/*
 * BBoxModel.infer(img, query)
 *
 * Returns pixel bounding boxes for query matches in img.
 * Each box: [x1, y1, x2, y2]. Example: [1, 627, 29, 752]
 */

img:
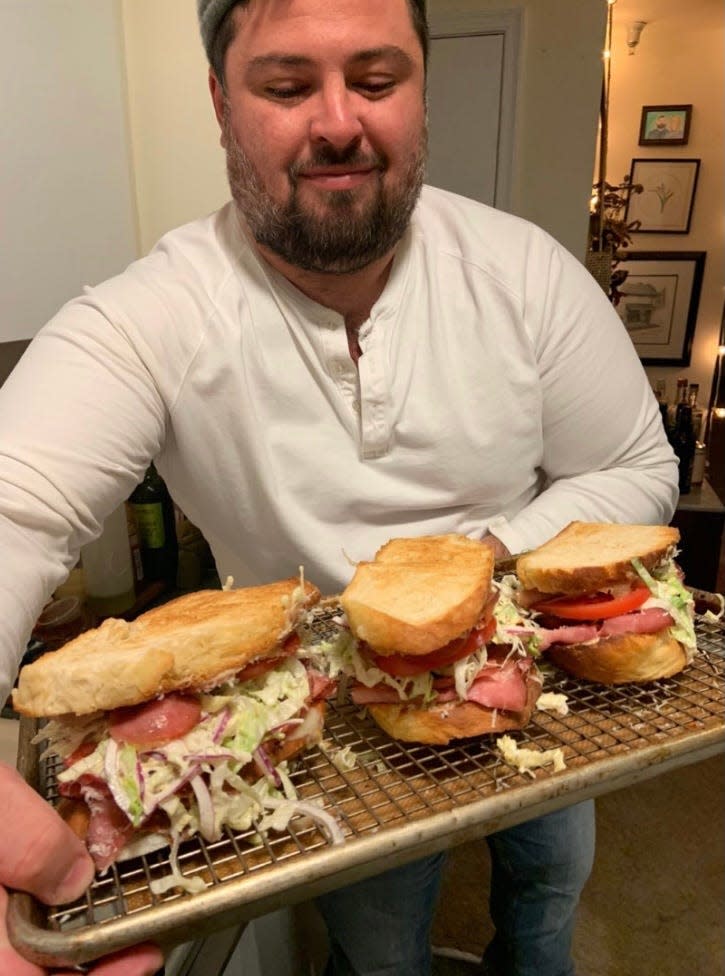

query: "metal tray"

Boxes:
[8, 603, 725, 968]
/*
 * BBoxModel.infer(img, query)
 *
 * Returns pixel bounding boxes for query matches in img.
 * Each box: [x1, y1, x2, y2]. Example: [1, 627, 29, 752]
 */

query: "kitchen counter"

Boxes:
[672, 478, 725, 591]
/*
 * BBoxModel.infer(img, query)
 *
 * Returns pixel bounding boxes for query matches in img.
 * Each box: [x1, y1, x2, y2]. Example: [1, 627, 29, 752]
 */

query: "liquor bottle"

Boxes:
[687, 383, 704, 442]
[129, 464, 179, 585]
[670, 403, 696, 494]
[669, 377, 689, 430]
[81, 503, 136, 617]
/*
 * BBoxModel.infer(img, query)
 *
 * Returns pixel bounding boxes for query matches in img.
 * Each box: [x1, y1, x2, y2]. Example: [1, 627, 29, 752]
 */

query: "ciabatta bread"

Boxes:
[13, 579, 320, 717]
[367, 667, 542, 745]
[548, 630, 687, 684]
[516, 522, 680, 595]
[341, 536, 494, 656]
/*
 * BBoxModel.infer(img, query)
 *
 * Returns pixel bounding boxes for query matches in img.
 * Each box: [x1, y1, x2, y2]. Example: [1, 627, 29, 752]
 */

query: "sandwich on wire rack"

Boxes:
[306, 534, 545, 745]
[514, 521, 699, 684]
[13, 575, 345, 893]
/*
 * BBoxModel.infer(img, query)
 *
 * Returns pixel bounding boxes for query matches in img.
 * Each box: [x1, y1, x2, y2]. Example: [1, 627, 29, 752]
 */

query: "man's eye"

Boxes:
[264, 85, 307, 100]
[355, 80, 396, 97]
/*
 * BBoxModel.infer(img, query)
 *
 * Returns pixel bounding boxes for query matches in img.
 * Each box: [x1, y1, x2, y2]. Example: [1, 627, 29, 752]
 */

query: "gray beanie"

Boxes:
[197, 0, 239, 64]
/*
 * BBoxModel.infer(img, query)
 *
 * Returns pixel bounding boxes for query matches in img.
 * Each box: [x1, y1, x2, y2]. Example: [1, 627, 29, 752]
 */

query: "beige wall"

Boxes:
[434, 0, 606, 258]
[122, 0, 605, 260]
[604, 0, 724, 408]
[120, 0, 226, 255]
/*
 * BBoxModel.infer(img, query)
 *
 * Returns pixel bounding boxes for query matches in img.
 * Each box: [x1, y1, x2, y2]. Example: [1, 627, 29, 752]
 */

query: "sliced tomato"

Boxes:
[64, 740, 97, 768]
[371, 617, 497, 677]
[533, 586, 650, 621]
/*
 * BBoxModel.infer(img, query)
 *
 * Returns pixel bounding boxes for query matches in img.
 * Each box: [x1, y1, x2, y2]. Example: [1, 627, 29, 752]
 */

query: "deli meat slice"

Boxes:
[109, 693, 202, 747]
[350, 683, 403, 705]
[464, 660, 530, 711]
[599, 607, 673, 637]
[536, 624, 599, 651]
[60, 775, 134, 872]
[307, 669, 338, 701]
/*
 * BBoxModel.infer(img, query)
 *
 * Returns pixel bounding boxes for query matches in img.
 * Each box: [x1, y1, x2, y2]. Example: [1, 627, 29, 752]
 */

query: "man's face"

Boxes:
[210, 0, 427, 274]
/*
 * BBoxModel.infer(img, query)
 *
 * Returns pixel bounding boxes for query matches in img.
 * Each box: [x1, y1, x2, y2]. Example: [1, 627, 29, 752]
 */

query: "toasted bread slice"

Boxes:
[375, 534, 493, 569]
[13, 578, 320, 717]
[516, 522, 680, 595]
[341, 539, 494, 656]
[548, 630, 687, 684]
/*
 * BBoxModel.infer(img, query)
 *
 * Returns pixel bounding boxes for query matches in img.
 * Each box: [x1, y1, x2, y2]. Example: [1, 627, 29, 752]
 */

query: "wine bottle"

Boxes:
[129, 464, 179, 585]
[671, 403, 696, 494]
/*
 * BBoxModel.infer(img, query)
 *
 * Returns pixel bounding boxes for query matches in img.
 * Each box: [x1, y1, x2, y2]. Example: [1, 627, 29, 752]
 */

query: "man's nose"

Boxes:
[308, 80, 364, 149]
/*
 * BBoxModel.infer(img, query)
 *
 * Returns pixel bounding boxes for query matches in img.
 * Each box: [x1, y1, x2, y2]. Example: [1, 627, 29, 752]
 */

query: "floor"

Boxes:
[430, 755, 725, 976]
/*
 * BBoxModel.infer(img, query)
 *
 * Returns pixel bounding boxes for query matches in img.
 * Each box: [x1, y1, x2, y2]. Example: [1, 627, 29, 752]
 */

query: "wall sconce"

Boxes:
[627, 20, 647, 54]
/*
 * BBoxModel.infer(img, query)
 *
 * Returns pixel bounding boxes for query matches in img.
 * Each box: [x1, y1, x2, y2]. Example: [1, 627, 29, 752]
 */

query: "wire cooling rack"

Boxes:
[9, 605, 725, 968]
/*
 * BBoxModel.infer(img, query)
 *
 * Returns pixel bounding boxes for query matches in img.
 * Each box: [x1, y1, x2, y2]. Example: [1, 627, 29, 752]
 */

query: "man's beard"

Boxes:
[223, 112, 427, 274]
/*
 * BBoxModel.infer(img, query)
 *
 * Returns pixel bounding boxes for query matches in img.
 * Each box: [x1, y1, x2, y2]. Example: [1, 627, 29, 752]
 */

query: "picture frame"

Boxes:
[638, 104, 692, 146]
[615, 251, 706, 366]
[625, 158, 700, 234]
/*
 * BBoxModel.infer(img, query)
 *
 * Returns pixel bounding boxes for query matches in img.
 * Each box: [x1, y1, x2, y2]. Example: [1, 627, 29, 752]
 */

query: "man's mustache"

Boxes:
[291, 145, 386, 178]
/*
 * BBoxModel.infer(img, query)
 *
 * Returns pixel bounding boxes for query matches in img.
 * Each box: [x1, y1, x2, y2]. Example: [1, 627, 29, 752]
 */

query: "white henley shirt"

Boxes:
[0, 185, 678, 702]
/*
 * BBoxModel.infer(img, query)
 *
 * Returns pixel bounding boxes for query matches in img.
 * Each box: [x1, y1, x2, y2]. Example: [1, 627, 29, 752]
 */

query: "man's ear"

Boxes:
[209, 69, 228, 147]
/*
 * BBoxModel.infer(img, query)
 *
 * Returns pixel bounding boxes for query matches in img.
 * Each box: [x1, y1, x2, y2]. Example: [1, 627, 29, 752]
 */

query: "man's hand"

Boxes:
[0, 762, 163, 976]
[480, 532, 511, 562]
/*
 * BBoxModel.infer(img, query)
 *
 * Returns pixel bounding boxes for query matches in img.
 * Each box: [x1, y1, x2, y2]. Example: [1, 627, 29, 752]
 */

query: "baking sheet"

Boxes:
[8, 605, 725, 968]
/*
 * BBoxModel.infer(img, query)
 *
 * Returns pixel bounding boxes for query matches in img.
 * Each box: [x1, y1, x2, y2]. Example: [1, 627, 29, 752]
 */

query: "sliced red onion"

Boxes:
[269, 717, 305, 735]
[184, 750, 237, 763]
[190, 774, 216, 841]
[136, 757, 145, 803]
[253, 746, 282, 788]
[144, 764, 201, 817]
[212, 708, 230, 745]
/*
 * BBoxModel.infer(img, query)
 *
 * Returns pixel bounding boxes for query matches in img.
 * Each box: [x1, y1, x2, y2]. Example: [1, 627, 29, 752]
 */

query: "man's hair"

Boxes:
[208, 0, 429, 90]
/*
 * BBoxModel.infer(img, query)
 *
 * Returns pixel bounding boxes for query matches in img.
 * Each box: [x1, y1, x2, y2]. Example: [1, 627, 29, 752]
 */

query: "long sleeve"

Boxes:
[0, 300, 168, 704]
[487, 238, 678, 556]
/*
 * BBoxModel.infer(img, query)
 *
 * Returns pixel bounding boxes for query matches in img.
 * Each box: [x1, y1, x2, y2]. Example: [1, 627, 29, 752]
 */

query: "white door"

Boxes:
[426, 11, 522, 210]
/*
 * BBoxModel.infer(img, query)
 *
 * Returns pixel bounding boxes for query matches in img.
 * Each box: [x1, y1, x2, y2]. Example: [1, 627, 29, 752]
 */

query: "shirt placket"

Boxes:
[357, 317, 391, 459]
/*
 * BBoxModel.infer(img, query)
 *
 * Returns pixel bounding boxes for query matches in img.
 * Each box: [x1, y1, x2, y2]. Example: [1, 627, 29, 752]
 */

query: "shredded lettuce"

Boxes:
[492, 575, 543, 657]
[54, 656, 316, 846]
[631, 556, 697, 659]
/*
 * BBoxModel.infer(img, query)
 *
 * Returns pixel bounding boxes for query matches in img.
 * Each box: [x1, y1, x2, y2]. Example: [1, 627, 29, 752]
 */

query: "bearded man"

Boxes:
[0, 2, 677, 974]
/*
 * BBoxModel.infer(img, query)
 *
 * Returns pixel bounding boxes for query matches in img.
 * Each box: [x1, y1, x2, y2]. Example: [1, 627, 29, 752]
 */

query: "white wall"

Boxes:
[605, 0, 724, 407]
[0, 0, 138, 341]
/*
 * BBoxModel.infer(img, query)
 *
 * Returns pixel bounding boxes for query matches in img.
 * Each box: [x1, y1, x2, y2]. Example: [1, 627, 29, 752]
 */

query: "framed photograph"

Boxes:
[615, 251, 706, 366]
[639, 104, 692, 145]
[625, 158, 700, 233]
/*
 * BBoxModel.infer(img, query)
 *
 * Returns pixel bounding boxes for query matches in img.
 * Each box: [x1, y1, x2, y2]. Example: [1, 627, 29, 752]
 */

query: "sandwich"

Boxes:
[335, 534, 542, 744]
[515, 521, 697, 684]
[12, 577, 338, 887]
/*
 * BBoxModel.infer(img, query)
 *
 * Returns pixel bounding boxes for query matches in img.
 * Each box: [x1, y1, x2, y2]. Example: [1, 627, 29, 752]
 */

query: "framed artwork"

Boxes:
[639, 104, 692, 146]
[615, 251, 706, 366]
[625, 158, 700, 233]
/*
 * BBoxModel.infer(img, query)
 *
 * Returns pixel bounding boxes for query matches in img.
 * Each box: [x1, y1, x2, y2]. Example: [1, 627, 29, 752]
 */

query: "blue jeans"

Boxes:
[316, 800, 595, 976]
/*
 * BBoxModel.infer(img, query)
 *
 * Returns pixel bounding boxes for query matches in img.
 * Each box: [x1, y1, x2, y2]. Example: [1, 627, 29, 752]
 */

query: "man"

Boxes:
[0, 1, 677, 974]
